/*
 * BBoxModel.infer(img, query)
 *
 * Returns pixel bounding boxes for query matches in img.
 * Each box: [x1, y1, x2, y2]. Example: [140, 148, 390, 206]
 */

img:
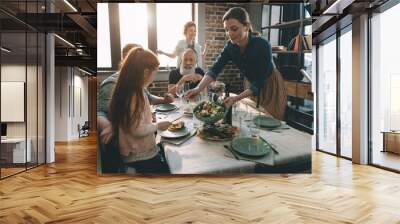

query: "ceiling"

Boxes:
[311, 0, 390, 42]
[0, 0, 98, 74]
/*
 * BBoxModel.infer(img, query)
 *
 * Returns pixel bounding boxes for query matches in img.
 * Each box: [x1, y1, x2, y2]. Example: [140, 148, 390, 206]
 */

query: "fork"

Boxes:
[223, 145, 239, 160]
[259, 136, 279, 154]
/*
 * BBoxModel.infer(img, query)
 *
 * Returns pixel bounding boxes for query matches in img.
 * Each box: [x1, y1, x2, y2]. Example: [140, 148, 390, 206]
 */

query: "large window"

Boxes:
[339, 27, 352, 158]
[0, 1, 46, 179]
[304, 8, 312, 77]
[317, 28, 353, 158]
[119, 3, 148, 53]
[156, 4, 192, 67]
[370, 3, 400, 171]
[317, 35, 337, 155]
[97, 3, 111, 68]
[261, 5, 281, 46]
[97, 3, 193, 69]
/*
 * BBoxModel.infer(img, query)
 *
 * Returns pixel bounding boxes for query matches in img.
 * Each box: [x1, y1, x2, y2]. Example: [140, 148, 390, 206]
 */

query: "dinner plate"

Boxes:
[155, 104, 177, 112]
[252, 115, 281, 129]
[159, 127, 190, 139]
[231, 137, 271, 157]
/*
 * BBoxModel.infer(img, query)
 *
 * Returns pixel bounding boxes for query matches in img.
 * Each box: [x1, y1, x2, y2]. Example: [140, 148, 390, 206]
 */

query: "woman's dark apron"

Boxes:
[245, 68, 287, 120]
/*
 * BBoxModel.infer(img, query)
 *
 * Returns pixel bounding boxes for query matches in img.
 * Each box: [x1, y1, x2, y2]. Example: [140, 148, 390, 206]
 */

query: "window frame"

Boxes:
[97, 3, 195, 72]
[315, 23, 352, 161]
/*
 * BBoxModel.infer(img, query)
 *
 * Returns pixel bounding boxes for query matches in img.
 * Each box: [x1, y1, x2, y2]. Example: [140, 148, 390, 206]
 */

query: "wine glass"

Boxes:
[178, 82, 191, 111]
[190, 94, 202, 130]
[176, 82, 186, 105]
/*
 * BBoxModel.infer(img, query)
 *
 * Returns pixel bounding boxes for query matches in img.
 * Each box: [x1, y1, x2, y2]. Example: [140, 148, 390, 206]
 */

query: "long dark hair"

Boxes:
[109, 47, 159, 133]
[222, 7, 260, 36]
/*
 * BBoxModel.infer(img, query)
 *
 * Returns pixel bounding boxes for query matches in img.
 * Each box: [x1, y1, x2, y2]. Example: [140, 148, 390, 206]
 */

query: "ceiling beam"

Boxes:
[55, 55, 96, 71]
[66, 13, 97, 39]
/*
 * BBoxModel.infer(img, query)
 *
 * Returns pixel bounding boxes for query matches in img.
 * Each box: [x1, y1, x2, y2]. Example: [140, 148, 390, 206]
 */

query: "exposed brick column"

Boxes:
[204, 3, 246, 94]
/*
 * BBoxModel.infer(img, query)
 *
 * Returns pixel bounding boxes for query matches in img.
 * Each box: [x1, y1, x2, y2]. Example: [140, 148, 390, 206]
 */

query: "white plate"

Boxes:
[159, 127, 190, 139]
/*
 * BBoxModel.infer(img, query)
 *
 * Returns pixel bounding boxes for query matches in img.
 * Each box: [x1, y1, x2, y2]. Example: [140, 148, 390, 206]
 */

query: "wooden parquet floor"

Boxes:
[1, 135, 400, 224]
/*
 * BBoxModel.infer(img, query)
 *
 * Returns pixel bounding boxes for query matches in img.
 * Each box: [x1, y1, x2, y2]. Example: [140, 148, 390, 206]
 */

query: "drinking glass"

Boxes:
[177, 82, 190, 106]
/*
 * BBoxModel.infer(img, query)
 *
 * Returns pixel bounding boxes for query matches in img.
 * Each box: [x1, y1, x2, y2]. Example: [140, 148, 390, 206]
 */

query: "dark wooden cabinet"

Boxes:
[285, 81, 313, 101]
[382, 131, 400, 154]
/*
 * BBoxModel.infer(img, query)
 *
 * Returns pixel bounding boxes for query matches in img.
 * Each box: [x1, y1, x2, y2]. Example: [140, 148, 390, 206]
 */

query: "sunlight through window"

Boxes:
[97, 3, 111, 68]
[156, 3, 192, 68]
[119, 3, 148, 52]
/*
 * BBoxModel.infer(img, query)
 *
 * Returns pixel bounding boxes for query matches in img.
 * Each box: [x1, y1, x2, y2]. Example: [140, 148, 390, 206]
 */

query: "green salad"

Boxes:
[193, 101, 225, 123]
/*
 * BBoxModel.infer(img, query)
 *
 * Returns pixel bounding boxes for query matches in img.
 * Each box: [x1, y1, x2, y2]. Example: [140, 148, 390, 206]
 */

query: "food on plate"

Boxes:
[168, 121, 185, 132]
[199, 101, 224, 117]
[199, 123, 239, 140]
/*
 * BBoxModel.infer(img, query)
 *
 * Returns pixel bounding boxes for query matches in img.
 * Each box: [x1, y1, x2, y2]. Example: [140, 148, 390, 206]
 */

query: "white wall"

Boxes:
[1, 63, 46, 164]
[55, 67, 89, 141]
[1, 65, 34, 137]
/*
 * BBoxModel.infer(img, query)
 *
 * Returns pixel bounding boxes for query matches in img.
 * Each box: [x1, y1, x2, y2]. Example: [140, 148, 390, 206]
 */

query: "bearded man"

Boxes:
[168, 48, 205, 96]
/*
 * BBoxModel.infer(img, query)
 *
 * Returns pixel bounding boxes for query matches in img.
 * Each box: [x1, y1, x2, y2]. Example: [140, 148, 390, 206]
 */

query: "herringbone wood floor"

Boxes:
[0, 135, 400, 224]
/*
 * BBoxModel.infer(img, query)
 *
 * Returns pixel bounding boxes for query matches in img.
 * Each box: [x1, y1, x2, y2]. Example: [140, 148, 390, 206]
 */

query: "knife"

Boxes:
[259, 136, 279, 154]
[224, 145, 240, 160]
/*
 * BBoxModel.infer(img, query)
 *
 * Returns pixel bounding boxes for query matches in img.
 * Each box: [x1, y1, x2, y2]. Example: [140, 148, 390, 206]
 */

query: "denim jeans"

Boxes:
[125, 143, 170, 174]
[98, 131, 124, 173]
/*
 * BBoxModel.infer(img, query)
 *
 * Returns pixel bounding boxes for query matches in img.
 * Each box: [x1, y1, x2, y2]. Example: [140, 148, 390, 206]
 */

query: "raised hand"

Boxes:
[163, 93, 174, 103]
[100, 125, 113, 145]
[223, 96, 238, 108]
[185, 87, 201, 100]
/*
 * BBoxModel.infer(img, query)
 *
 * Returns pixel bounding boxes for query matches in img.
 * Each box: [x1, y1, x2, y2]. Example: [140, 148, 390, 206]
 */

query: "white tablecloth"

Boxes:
[157, 98, 311, 174]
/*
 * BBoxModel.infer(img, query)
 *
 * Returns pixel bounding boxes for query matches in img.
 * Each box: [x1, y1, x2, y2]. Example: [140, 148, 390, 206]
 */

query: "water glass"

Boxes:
[200, 91, 208, 102]
[177, 82, 190, 105]
[176, 83, 185, 104]
[192, 115, 201, 130]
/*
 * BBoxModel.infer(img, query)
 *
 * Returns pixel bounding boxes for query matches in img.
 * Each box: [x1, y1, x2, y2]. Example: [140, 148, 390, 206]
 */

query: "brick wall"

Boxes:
[148, 80, 169, 97]
[203, 3, 247, 94]
[148, 3, 247, 96]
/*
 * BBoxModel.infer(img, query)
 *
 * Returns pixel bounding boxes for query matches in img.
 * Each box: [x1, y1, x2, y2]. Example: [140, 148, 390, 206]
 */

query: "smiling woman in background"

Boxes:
[186, 7, 287, 120]
[109, 47, 171, 173]
[157, 21, 208, 69]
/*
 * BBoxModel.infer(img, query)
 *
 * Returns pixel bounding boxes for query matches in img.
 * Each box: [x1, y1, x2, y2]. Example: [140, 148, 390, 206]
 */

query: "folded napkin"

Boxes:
[226, 145, 275, 166]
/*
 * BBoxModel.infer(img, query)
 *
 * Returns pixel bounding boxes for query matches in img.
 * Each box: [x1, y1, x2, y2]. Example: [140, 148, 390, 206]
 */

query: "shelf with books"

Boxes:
[262, 3, 313, 133]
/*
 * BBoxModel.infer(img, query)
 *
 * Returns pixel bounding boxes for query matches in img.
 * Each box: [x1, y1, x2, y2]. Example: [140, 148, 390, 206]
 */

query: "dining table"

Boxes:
[155, 96, 311, 174]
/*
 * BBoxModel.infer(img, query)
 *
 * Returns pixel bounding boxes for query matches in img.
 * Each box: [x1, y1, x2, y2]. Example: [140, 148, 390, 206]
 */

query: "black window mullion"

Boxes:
[192, 3, 195, 21]
[336, 29, 341, 157]
[0, 25, 2, 179]
[316, 44, 319, 151]
[25, 0, 28, 171]
[367, 11, 373, 165]
[147, 4, 157, 53]
[108, 3, 121, 70]
[36, 0, 39, 168]
[279, 5, 282, 46]
[268, 5, 272, 42]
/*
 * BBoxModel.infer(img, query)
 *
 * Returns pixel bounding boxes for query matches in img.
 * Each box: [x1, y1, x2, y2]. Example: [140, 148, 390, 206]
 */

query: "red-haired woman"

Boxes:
[109, 47, 171, 173]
